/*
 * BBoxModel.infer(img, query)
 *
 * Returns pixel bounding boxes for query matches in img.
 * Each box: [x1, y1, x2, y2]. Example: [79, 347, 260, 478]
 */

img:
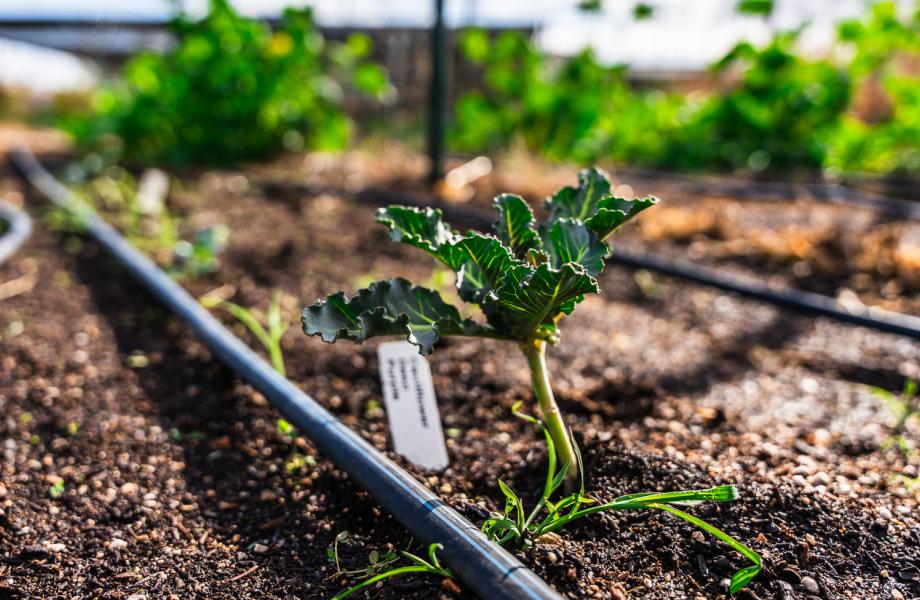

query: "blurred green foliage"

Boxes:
[452, 1, 920, 177]
[671, 33, 850, 172]
[736, 0, 774, 17]
[452, 29, 681, 166]
[59, 0, 391, 166]
[50, 163, 228, 279]
[828, 1, 920, 175]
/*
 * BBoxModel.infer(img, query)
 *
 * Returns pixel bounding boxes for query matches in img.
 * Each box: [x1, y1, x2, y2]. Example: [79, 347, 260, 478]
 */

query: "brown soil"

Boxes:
[1, 145, 919, 600]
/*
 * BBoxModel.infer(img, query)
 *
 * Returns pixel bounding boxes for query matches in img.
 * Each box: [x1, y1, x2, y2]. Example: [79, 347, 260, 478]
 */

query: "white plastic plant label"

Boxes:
[377, 341, 449, 471]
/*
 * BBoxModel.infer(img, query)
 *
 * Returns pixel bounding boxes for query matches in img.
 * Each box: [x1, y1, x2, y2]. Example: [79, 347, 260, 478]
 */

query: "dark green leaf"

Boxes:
[730, 565, 763, 594]
[492, 193, 540, 256]
[375, 206, 466, 270]
[484, 264, 599, 338]
[542, 218, 609, 276]
[455, 233, 521, 303]
[302, 277, 492, 355]
[544, 167, 612, 223]
[633, 3, 654, 19]
[737, 0, 773, 17]
[585, 195, 658, 239]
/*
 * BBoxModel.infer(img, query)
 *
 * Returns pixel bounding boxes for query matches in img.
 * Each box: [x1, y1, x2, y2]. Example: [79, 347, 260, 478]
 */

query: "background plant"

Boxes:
[450, 1, 920, 177]
[828, 1, 920, 175]
[47, 166, 228, 279]
[303, 167, 655, 484]
[58, 0, 392, 166]
[671, 31, 850, 173]
[452, 29, 681, 166]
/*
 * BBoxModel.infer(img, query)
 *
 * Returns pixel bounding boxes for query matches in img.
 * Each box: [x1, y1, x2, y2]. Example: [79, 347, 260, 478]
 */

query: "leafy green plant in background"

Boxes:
[829, 1, 920, 176]
[452, 29, 680, 166]
[451, 1, 920, 177]
[671, 31, 850, 173]
[303, 168, 654, 485]
[736, 0, 774, 17]
[47, 166, 228, 279]
[59, 0, 391, 166]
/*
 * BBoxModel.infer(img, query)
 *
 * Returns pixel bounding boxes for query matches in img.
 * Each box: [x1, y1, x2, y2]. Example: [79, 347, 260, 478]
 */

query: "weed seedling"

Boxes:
[331, 541, 454, 600]
[202, 290, 293, 377]
[303, 168, 655, 486]
[171, 225, 229, 279]
[482, 403, 761, 594]
[872, 379, 919, 455]
[277, 418, 316, 473]
[49, 480, 65, 499]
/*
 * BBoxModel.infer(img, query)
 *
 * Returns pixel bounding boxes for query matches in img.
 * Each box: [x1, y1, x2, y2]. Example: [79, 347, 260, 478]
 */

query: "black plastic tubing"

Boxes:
[0, 199, 32, 265]
[11, 148, 563, 600]
[610, 249, 920, 341]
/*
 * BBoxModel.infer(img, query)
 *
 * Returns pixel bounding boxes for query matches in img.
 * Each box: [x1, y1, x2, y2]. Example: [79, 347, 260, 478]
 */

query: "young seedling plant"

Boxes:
[332, 403, 762, 597]
[304, 167, 653, 485]
[305, 168, 763, 594]
[872, 379, 919, 456]
[201, 289, 292, 376]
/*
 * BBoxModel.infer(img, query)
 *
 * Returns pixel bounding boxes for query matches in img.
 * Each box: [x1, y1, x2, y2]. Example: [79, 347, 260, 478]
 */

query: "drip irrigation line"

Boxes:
[0, 200, 32, 265]
[615, 166, 920, 221]
[11, 147, 563, 600]
[609, 250, 920, 341]
[354, 187, 920, 342]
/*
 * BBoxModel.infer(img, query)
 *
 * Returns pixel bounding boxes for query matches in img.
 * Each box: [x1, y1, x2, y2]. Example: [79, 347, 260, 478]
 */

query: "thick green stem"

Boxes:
[521, 340, 579, 486]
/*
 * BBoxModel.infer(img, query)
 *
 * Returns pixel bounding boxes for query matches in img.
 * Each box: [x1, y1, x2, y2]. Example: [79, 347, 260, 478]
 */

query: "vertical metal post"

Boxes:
[428, 0, 446, 185]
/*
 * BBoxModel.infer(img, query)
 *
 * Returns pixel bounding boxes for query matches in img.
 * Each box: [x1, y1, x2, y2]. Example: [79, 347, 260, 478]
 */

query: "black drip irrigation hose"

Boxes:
[11, 147, 563, 600]
[353, 187, 920, 342]
[615, 166, 920, 221]
[610, 250, 920, 341]
[0, 199, 33, 265]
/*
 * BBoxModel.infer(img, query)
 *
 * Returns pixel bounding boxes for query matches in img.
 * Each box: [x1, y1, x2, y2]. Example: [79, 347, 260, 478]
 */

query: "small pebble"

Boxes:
[805, 533, 817, 546]
[812, 472, 830, 486]
[546, 551, 558, 564]
[801, 576, 820, 595]
[878, 507, 893, 520]
[691, 531, 705, 543]
[566, 567, 577, 581]
[108, 538, 128, 551]
[253, 543, 269, 554]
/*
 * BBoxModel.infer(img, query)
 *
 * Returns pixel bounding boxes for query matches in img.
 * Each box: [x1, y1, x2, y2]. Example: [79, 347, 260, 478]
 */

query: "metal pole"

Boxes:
[427, 0, 446, 185]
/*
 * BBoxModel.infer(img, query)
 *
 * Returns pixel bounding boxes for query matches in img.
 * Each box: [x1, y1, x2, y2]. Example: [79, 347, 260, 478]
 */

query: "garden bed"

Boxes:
[1, 149, 919, 599]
